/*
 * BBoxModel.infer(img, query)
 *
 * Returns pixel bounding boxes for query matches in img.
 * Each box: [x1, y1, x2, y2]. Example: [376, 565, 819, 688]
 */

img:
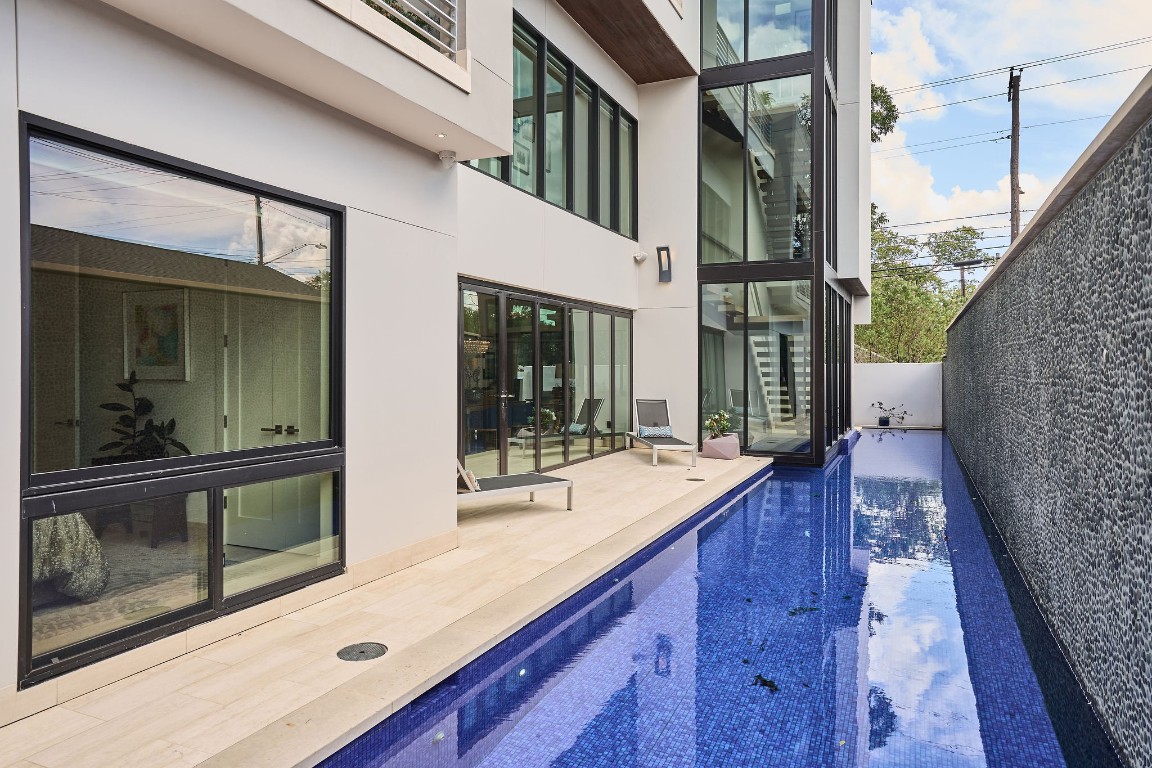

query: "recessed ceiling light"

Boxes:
[435, 132, 447, 138]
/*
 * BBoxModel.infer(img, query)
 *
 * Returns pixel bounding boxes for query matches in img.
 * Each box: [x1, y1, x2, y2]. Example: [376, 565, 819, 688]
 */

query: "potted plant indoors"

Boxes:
[871, 401, 910, 428]
[96, 370, 191, 463]
[701, 411, 740, 460]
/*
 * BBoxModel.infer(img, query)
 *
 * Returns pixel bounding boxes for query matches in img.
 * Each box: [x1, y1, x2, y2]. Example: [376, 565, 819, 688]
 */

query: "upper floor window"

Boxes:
[701, 75, 812, 264]
[703, 0, 813, 68]
[470, 17, 638, 240]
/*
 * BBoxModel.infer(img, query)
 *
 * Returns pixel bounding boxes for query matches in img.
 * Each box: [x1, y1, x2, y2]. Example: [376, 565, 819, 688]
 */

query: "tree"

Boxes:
[855, 206, 983, 362]
[871, 83, 899, 143]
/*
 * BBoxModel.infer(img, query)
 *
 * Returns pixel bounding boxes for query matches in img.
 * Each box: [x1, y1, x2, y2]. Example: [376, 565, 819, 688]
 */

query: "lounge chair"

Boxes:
[457, 460, 573, 510]
[626, 399, 698, 467]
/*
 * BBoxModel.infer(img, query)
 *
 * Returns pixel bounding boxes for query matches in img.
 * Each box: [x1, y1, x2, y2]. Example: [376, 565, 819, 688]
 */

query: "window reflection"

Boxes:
[31, 492, 210, 657]
[28, 136, 332, 475]
[223, 472, 339, 597]
[704, 0, 813, 67]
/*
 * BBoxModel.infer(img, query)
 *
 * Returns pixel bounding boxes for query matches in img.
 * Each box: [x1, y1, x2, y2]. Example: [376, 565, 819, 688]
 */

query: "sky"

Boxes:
[869, 0, 1152, 285]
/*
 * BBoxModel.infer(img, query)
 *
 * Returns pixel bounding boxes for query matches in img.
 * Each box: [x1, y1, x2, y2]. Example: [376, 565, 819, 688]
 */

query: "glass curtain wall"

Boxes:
[700, 0, 840, 465]
[24, 131, 342, 678]
[700, 280, 812, 454]
[459, 287, 632, 477]
[703, 0, 814, 68]
[702, 77, 812, 266]
[824, 286, 850, 450]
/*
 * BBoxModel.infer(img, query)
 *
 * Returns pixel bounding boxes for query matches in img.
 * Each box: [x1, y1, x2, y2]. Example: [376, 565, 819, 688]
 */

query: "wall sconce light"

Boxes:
[656, 246, 672, 283]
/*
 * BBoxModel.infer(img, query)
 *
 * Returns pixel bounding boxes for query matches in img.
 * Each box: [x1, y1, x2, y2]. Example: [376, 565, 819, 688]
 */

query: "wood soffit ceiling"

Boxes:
[553, 0, 696, 84]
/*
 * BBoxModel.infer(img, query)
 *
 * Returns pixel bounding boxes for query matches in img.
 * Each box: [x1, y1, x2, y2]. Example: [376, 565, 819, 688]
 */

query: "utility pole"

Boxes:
[1008, 67, 1022, 242]
[954, 259, 984, 300]
[255, 194, 266, 265]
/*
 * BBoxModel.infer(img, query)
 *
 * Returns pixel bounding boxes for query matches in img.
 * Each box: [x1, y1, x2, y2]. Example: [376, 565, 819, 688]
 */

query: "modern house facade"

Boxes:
[0, 0, 869, 716]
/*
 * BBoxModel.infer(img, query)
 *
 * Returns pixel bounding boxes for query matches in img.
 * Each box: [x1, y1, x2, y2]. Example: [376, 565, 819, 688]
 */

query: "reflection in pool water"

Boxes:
[325, 431, 1112, 768]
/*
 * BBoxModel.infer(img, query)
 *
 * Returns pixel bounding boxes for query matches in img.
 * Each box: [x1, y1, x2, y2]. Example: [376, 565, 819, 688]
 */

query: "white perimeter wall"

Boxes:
[852, 363, 943, 429]
[2, 0, 462, 688]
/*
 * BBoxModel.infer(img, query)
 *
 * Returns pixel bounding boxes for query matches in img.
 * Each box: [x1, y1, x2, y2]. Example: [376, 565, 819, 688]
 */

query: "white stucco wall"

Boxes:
[852, 363, 943, 429]
[0, 0, 22, 703]
[635, 76, 699, 438]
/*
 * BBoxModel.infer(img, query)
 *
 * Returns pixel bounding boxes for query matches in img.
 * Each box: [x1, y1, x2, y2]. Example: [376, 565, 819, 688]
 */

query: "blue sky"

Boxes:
[870, 0, 1152, 283]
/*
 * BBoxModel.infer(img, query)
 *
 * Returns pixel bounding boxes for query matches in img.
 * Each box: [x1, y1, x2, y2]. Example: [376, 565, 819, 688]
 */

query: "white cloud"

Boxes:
[871, 128, 1056, 238]
[872, 8, 949, 118]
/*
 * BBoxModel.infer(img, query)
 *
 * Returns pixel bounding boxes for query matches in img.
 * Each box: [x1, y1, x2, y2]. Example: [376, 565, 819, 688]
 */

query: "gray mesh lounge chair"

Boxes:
[457, 460, 573, 510]
[626, 399, 697, 467]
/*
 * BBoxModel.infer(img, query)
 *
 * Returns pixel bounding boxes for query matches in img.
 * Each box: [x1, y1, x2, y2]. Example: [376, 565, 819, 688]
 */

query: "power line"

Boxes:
[884, 209, 1036, 228]
[872, 115, 1110, 157]
[886, 37, 1152, 94]
[900, 64, 1150, 115]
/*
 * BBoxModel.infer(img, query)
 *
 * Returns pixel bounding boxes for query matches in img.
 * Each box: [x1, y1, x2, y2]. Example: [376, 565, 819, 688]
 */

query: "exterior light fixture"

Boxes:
[435, 132, 447, 139]
[437, 150, 457, 169]
[656, 246, 672, 283]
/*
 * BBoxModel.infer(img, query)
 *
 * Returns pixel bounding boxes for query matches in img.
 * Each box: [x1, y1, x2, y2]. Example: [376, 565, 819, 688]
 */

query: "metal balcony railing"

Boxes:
[362, 0, 459, 59]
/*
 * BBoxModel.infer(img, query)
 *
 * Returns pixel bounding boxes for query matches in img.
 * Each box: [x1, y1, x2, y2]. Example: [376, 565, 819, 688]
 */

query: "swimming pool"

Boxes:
[322, 431, 1119, 767]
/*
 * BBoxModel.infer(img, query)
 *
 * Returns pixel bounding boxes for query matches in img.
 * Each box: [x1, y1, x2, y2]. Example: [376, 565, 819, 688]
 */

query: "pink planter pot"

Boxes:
[701, 433, 740, 460]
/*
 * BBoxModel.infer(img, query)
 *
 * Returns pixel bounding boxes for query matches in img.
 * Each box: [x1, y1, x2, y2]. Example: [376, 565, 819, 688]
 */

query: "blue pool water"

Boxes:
[323, 431, 1119, 768]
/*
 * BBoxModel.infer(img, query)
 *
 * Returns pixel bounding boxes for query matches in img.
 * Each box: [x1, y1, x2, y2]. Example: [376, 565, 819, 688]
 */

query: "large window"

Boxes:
[703, 0, 814, 68]
[702, 75, 812, 264]
[469, 17, 638, 239]
[700, 280, 813, 455]
[460, 285, 632, 477]
[22, 125, 343, 684]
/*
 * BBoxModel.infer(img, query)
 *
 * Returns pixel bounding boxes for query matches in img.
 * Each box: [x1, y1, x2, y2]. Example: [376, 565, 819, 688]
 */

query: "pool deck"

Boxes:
[0, 450, 769, 768]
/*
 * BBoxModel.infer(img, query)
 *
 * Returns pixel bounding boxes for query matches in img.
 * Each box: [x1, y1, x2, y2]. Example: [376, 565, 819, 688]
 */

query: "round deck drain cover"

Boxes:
[337, 642, 389, 661]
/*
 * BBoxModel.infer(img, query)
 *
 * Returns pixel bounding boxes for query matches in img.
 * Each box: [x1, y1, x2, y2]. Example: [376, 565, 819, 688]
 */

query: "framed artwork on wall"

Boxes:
[123, 288, 189, 380]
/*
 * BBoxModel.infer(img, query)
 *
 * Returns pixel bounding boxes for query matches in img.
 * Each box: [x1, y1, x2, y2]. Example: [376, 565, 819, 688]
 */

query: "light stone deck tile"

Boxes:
[166, 679, 319, 755]
[179, 646, 321, 706]
[28, 694, 219, 768]
[63, 655, 228, 721]
[192, 616, 316, 665]
[0, 707, 103, 766]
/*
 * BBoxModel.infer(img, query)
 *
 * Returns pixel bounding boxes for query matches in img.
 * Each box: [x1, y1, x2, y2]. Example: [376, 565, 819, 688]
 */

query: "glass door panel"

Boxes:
[592, 313, 612, 455]
[614, 317, 632, 449]
[462, 290, 501, 479]
[746, 280, 812, 453]
[568, 309, 592, 461]
[539, 304, 566, 470]
[505, 299, 537, 475]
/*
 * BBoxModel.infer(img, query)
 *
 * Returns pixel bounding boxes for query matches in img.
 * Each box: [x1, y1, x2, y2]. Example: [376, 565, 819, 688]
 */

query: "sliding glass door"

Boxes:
[459, 284, 632, 478]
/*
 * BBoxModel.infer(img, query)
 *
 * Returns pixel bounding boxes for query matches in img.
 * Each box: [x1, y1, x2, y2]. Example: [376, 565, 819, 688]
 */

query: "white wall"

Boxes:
[852, 363, 942, 429]
[0, 0, 22, 701]
[838, 0, 871, 324]
[635, 77, 699, 437]
[5, 0, 462, 687]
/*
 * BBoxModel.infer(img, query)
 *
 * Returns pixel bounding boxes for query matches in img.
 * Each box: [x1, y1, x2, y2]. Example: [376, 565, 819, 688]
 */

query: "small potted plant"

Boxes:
[871, 401, 910, 428]
[701, 411, 739, 460]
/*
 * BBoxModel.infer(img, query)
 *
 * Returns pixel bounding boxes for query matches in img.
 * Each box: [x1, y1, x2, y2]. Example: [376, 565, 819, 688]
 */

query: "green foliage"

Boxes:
[98, 371, 191, 460]
[855, 206, 982, 362]
[871, 83, 899, 143]
[703, 411, 732, 439]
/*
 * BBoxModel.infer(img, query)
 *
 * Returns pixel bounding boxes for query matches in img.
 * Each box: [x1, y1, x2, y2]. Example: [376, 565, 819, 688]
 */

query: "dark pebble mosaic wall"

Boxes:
[943, 116, 1152, 767]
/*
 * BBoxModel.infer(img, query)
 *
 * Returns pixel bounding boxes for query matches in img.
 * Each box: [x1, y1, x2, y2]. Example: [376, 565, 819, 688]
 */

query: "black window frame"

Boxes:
[466, 13, 639, 241]
[18, 114, 347, 687]
[698, 0, 846, 468]
[457, 280, 634, 476]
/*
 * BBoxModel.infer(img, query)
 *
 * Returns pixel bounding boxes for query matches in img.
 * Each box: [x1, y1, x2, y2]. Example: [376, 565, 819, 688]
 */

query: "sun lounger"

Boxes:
[626, 399, 698, 467]
[457, 460, 573, 510]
